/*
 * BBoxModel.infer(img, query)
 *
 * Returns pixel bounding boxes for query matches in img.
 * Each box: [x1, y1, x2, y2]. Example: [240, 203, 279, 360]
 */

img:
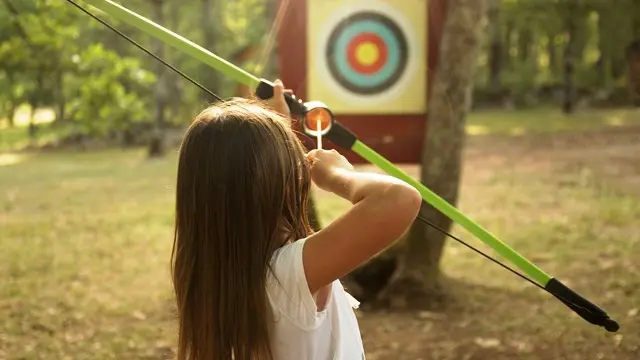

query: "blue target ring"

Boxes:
[326, 11, 409, 95]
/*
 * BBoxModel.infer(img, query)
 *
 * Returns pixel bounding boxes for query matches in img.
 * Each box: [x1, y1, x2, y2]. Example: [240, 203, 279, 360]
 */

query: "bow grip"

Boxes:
[255, 79, 307, 117]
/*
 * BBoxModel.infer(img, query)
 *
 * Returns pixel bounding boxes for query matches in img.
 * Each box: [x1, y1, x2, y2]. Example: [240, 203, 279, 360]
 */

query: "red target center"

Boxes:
[346, 33, 388, 75]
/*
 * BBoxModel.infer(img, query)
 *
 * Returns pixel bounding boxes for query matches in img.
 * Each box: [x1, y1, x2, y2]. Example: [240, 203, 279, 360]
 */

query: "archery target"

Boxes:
[326, 12, 408, 95]
[307, 0, 427, 114]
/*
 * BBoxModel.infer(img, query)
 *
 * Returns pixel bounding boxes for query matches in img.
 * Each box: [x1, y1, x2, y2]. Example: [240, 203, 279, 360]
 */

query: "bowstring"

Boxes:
[66, 0, 544, 291]
[255, 0, 290, 78]
[416, 213, 545, 290]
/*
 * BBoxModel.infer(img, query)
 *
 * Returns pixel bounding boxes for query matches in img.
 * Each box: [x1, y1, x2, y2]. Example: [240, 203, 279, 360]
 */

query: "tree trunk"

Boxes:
[503, 20, 514, 71]
[54, 68, 66, 124]
[548, 31, 557, 79]
[28, 106, 37, 140]
[7, 102, 16, 128]
[6, 72, 16, 128]
[596, 8, 610, 89]
[28, 71, 44, 141]
[375, 0, 489, 309]
[627, 39, 640, 107]
[201, 0, 221, 103]
[487, 0, 502, 92]
[518, 28, 532, 63]
[148, 0, 167, 158]
[634, 5, 640, 39]
[563, 0, 577, 114]
[630, 4, 640, 106]
[167, 0, 183, 121]
[634, 8, 640, 40]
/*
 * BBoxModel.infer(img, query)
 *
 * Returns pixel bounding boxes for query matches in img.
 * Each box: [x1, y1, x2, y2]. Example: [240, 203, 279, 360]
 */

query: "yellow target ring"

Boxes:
[355, 41, 380, 66]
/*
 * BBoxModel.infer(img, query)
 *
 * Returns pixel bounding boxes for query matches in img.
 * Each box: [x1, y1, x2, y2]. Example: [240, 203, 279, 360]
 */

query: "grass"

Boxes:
[1, 149, 177, 359]
[466, 107, 640, 135]
[1, 108, 639, 359]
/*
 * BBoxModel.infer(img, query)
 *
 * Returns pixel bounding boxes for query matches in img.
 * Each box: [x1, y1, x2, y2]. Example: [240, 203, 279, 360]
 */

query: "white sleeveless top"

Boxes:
[266, 238, 366, 360]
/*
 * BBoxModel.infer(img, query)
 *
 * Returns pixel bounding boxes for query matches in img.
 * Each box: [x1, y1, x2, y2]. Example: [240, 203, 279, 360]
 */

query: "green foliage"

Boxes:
[65, 44, 156, 137]
[1, 0, 636, 150]
[475, 0, 640, 107]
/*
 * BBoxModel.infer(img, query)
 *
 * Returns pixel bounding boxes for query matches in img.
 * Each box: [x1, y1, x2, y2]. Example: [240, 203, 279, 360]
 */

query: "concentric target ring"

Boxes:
[325, 11, 409, 95]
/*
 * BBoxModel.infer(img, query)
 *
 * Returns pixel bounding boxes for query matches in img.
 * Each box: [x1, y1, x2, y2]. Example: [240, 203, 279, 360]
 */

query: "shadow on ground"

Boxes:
[357, 276, 633, 360]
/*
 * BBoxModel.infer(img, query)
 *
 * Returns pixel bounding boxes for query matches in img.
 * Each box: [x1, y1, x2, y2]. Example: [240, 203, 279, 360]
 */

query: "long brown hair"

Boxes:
[171, 98, 314, 360]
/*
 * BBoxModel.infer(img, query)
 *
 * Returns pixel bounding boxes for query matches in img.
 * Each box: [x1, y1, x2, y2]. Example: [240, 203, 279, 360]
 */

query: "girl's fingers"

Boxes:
[270, 79, 291, 117]
[306, 149, 319, 159]
[273, 79, 284, 97]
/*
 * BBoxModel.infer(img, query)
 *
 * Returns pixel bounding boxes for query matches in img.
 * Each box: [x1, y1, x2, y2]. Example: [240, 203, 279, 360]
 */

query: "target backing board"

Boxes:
[307, 0, 427, 115]
[277, 0, 443, 163]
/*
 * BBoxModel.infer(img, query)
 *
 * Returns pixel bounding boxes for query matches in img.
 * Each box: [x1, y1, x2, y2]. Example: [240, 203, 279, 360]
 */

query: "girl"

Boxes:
[171, 80, 422, 360]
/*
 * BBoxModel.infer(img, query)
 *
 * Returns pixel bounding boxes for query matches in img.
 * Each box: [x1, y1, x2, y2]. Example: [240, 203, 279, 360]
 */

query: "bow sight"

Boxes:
[255, 79, 358, 150]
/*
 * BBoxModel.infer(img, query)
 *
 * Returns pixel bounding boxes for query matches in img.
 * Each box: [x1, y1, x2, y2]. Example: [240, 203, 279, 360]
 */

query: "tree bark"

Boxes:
[54, 68, 66, 124]
[166, 0, 184, 122]
[487, 0, 502, 92]
[595, 7, 608, 89]
[548, 31, 558, 79]
[634, 6, 640, 40]
[503, 20, 514, 71]
[627, 39, 640, 107]
[27, 70, 45, 141]
[376, 0, 489, 309]
[148, 0, 167, 157]
[6, 72, 16, 128]
[562, 0, 577, 114]
[518, 28, 532, 63]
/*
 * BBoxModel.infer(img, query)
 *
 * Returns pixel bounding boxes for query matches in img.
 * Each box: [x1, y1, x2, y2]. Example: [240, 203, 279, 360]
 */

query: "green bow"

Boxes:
[67, 0, 619, 333]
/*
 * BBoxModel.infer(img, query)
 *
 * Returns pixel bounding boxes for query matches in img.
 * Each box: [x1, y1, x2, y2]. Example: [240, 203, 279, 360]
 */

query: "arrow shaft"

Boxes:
[81, 0, 260, 88]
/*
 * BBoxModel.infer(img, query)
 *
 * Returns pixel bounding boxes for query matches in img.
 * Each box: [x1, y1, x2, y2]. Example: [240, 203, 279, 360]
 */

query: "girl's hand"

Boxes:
[267, 79, 293, 121]
[306, 149, 355, 194]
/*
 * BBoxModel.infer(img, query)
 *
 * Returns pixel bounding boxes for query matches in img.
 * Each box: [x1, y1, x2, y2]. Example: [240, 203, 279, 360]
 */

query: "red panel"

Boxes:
[277, 0, 447, 164]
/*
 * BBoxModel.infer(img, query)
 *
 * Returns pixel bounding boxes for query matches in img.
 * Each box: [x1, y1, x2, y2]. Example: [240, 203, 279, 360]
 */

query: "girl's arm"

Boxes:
[302, 150, 422, 294]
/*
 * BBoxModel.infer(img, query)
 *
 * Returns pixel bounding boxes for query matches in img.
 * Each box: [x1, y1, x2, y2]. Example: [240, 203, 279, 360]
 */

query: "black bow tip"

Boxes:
[603, 318, 620, 333]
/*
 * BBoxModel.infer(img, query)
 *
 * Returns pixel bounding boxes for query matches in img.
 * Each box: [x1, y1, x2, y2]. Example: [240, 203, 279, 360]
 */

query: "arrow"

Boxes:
[67, 0, 619, 332]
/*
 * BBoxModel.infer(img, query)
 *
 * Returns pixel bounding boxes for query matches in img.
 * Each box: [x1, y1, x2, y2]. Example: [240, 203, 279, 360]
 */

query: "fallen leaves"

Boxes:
[473, 337, 501, 348]
[132, 310, 146, 320]
[614, 334, 624, 347]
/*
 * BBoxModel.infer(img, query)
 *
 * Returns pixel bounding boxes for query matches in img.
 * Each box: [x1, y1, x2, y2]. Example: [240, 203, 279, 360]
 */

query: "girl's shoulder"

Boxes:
[266, 239, 359, 329]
